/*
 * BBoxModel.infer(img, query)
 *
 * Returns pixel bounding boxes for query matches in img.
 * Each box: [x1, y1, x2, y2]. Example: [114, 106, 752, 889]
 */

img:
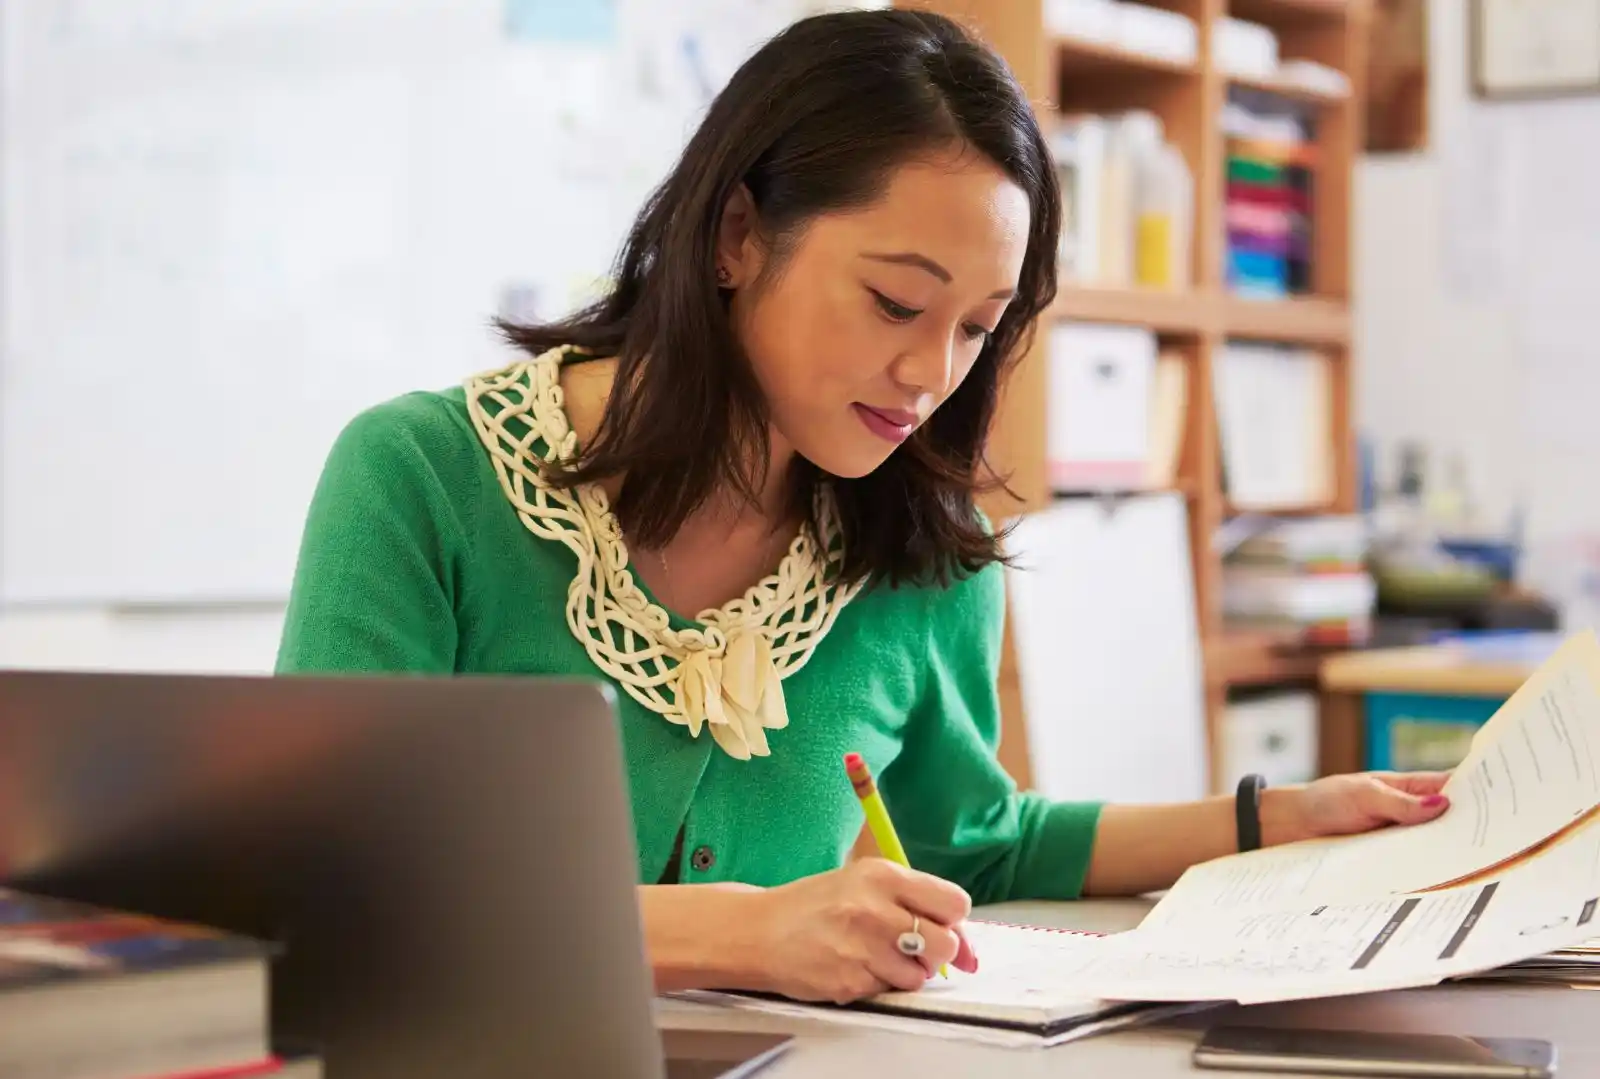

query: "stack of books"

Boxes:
[0, 887, 321, 1078]
[1222, 515, 1375, 646]
[1223, 90, 1315, 298]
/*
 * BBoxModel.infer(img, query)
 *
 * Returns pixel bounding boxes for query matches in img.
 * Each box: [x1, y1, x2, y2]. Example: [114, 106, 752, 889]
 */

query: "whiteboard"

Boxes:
[1, 0, 808, 604]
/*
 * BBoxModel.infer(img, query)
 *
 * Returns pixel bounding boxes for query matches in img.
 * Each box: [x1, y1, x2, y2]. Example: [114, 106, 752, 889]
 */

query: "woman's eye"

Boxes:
[871, 291, 921, 323]
[963, 323, 994, 343]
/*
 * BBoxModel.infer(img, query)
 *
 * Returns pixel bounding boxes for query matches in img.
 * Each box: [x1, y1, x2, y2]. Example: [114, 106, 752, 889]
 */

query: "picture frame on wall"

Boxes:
[1367, 0, 1429, 152]
[1471, 0, 1600, 99]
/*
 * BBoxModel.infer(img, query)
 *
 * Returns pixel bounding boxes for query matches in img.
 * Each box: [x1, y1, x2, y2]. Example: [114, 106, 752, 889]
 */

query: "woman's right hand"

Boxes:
[746, 858, 979, 1004]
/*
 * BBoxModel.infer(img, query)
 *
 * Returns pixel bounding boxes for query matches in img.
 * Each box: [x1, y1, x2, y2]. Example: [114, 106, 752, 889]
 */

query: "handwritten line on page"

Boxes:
[1144, 630, 1600, 923]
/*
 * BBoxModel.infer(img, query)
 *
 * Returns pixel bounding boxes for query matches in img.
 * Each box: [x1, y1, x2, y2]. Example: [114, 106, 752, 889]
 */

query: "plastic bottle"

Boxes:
[1100, 112, 1161, 286]
[1136, 142, 1193, 289]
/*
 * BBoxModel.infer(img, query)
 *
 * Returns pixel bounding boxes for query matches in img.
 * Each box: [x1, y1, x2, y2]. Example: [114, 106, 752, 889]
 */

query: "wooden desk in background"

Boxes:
[1318, 641, 1545, 777]
[659, 898, 1600, 1077]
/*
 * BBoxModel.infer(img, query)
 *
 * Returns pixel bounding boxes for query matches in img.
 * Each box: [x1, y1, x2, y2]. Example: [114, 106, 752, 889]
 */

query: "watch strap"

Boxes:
[1236, 773, 1267, 852]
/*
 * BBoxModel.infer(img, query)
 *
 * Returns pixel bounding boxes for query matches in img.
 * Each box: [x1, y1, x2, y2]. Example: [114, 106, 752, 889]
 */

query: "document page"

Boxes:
[1427, 636, 1600, 883]
[1089, 822, 1600, 1004]
[1143, 631, 1600, 927]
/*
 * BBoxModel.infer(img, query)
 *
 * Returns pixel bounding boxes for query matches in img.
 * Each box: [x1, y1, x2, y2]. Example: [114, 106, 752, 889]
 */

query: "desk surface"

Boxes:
[660, 898, 1600, 1077]
[1321, 642, 1548, 697]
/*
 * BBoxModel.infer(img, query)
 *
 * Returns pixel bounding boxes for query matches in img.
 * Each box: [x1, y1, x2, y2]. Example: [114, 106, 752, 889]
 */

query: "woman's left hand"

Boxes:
[1266, 771, 1452, 847]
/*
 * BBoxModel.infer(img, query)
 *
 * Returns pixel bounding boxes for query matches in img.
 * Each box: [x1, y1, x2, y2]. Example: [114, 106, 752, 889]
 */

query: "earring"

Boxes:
[716, 265, 733, 287]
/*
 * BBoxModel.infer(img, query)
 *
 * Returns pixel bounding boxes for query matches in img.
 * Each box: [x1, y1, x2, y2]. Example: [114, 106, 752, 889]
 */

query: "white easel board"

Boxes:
[1004, 493, 1209, 804]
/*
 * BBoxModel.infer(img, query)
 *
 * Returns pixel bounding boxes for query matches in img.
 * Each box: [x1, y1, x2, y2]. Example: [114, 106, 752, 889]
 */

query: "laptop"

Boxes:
[0, 669, 791, 1079]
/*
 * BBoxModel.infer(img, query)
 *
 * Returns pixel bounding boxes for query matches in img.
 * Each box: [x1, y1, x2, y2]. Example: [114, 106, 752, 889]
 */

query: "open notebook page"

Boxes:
[860, 920, 1130, 1027]
[1143, 630, 1600, 926]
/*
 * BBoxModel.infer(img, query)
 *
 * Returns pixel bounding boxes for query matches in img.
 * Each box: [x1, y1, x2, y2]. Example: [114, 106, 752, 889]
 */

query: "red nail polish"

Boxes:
[1423, 794, 1445, 808]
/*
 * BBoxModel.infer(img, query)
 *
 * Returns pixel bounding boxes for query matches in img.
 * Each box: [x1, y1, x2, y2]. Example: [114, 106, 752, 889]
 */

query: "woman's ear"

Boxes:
[715, 183, 763, 289]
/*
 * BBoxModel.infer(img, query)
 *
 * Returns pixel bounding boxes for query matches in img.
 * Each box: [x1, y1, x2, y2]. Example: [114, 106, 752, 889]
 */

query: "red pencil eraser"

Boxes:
[843, 752, 864, 770]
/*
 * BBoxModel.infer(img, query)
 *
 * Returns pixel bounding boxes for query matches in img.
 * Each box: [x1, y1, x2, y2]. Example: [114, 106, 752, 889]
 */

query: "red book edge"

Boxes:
[136, 1057, 288, 1079]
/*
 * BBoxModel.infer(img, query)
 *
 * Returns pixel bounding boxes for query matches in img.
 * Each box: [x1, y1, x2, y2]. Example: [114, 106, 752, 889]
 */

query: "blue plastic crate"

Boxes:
[1364, 691, 1504, 772]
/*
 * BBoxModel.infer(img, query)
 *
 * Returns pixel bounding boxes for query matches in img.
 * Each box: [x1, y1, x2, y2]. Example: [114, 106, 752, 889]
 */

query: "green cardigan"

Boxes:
[276, 387, 1103, 903]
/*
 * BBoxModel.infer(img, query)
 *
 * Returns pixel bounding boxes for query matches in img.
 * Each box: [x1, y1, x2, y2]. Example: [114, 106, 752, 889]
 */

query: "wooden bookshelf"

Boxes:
[1056, 36, 1200, 78]
[898, 0, 1370, 794]
[1230, 0, 1351, 21]
[1226, 74, 1352, 105]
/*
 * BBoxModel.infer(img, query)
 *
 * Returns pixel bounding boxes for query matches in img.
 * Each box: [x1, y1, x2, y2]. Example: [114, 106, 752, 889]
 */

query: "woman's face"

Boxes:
[722, 149, 1031, 479]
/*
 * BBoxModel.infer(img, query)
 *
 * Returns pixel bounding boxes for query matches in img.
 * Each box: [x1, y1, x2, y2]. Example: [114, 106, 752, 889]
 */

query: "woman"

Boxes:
[277, 9, 1448, 1005]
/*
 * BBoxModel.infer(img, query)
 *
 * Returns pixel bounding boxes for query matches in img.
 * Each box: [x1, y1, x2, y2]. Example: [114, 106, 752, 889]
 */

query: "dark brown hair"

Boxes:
[498, 9, 1060, 587]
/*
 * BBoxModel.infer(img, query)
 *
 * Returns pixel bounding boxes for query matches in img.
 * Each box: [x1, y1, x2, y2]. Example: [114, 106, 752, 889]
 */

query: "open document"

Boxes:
[1145, 629, 1600, 925]
[1087, 813, 1600, 1004]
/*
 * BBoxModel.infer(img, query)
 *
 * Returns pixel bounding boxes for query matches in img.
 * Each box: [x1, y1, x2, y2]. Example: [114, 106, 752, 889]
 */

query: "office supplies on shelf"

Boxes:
[1004, 493, 1208, 804]
[1213, 343, 1335, 510]
[1223, 92, 1316, 297]
[1278, 60, 1353, 99]
[1047, 322, 1157, 492]
[1113, 3, 1199, 66]
[1044, 0, 1118, 44]
[1145, 349, 1188, 489]
[1052, 111, 1194, 290]
[1222, 569, 1375, 645]
[1215, 16, 1279, 79]
[1222, 514, 1373, 644]
[1046, 1, 1199, 66]
[1219, 690, 1319, 791]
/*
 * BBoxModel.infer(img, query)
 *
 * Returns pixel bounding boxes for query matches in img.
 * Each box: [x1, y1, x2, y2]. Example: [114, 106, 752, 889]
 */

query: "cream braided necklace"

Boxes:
[463, 345, 864, 760]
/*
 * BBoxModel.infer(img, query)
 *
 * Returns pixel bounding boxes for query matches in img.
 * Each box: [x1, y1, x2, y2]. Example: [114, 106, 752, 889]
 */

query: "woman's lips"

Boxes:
[853, 403, 917, 444]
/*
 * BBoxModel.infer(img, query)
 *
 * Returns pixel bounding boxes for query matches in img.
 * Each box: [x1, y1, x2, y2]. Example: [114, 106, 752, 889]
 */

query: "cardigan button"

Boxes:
[690, 845, 715, 872]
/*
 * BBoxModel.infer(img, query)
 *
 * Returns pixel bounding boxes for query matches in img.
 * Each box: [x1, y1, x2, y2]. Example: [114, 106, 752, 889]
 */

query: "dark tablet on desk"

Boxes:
[661, 1030, 794, 1079]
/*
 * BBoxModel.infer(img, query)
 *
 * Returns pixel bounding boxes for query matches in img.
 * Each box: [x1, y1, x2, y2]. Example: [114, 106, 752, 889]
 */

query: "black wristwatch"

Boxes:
[1235, 773, 1267, 852]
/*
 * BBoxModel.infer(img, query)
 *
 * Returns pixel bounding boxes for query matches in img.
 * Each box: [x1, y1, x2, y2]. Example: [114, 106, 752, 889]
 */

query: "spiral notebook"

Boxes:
[694, 920, 1212, 1044]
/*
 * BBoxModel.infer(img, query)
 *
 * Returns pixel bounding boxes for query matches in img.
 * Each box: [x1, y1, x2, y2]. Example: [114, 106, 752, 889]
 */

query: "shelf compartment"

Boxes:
[1224, 500, 1344, 518]
[1227, 73, 1351, 106]
[1228, 0, 1350, 26]
[1222, 294, 1349, 344]
[1052, 287, 1210, 334]
[1054, 36, 1199, 80]
[1050, 290, 1351, 345]
[1208, 629, 1331, 688]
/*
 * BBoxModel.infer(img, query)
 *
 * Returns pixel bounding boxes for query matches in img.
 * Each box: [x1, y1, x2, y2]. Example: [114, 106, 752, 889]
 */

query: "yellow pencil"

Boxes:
[844, 751, 947, 978]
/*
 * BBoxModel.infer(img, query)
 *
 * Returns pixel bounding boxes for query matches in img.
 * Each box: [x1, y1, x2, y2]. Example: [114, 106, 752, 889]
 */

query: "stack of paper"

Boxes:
[1458, 939, 1600, 985]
